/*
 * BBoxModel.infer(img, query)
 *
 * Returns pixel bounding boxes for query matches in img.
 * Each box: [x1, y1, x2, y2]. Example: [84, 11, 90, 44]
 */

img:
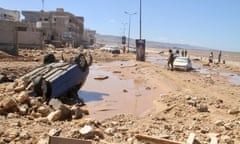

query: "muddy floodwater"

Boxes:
[78, 62, 156, 120]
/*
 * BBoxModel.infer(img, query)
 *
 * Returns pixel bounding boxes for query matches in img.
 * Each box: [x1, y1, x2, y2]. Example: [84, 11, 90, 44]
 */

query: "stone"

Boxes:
[47, 110, 62, 122]
[215, 120, 225, 126]
[197, 104, 209, 112]
[80, 107, 89, 115]
[80, 125, 94, 135]
[59, 104, 72, 120]
[187, 100, 197, 107]
[49, 99, 63, 110]
[0, 97, 17, 111]
[19, 104, 28, 115]
[94, 75, 109, 80]
[123, 89, 128, 93]
[29, 98, 42, 107]
[35, 117, 49, 123]
[37, 106, 50, 117]
[48, 128, 61, 136]
[19, 130, 31, 140]
[15, 91, 29, 104]
[222, 135, 233, 144]
[228, 108, 239, 115]
[72, 106, 83, 119]
[14, 85, 25, 92]
[4, 129, 20, 141]
[104, 127, 116, 136]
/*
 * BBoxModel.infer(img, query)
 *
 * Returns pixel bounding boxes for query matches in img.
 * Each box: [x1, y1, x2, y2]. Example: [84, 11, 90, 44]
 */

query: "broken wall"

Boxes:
[0, 20, 18, 55]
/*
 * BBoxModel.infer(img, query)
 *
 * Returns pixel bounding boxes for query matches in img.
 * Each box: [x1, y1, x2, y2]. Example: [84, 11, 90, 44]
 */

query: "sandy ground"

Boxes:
[0, 47, 239, 144]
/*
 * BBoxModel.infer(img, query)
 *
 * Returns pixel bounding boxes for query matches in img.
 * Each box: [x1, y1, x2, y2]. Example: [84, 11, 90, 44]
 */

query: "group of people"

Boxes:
[209, 51, 222, 64]
[167, 49, 188, 70]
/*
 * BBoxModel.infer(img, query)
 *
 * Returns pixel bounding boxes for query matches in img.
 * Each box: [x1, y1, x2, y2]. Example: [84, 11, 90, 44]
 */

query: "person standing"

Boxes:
[218, 51, 222, 63]
[168, 49, 174, 71]
[181, 49, 184, 57]
[209, 52, 213, 63]
[184, 49, 188, 57]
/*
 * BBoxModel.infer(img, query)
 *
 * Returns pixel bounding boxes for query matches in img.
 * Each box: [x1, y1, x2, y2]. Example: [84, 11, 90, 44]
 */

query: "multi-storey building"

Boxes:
[0, 7, 20, 21]
[22, 8, 84, 47]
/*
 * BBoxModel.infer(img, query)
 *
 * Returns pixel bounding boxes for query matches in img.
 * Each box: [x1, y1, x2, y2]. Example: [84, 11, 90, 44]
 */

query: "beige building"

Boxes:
[22, 8, 84, 48]
[0, 7, 20, 21]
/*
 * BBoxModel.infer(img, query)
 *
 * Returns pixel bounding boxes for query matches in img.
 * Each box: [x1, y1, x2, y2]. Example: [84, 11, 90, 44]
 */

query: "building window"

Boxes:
[4, 14, 7, 18]
[69, 19, 72, 23]
[44, 18, 48, 21]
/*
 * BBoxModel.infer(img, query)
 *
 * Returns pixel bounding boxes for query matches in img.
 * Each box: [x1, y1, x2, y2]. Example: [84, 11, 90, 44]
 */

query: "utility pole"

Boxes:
[136, 0, 145, 61]
[124, 11, 136, 53]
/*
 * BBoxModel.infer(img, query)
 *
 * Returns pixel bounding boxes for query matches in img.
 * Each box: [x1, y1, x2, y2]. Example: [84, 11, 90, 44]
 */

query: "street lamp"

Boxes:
[124, 11, 136, 53]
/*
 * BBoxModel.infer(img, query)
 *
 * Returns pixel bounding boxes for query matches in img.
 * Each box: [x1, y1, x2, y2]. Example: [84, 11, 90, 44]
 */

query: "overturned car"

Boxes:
[19, 52, 92, 103]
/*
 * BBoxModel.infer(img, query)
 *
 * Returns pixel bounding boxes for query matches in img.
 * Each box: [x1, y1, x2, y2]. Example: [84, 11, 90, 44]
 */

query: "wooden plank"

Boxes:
[186, 133, 195, 144]
[135, 134, 183, 144]
[49, 136, 92, 144]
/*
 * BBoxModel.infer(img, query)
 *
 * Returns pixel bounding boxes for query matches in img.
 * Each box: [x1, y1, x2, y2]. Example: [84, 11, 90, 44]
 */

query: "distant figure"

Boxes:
[184, 49, 188, 57]
[209, 52, 213, 63]
[168, 49, 174, 71]
[181, 49, 184, 57]
[123, 46, 126, 54]
[218, 51, 222, 63]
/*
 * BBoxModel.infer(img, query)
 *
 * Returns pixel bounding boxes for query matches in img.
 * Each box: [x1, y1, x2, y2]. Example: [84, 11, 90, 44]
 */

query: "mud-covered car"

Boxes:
[173, 57, 192, 71]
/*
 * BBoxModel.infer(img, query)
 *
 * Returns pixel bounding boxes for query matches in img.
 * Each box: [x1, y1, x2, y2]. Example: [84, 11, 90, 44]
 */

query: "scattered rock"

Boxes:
[0, 97, 17, 112]
[15, 91, 29, 104]
[94, 75, 109, 80]
[37, 105, 50, 117]
[80, 125, 94, 135]
[48, 128, 61, 136]
[47, 110, 62, 122]
[228, 108, 239, 115]
[197, 104, 209, 112]
[123, 89, 128, 93]
[215, 120, 225, 126]
[71, 106, 83, 119]
[104, 127, 116, 136]
[19, 130, 31, 140]
[222, 135, 234, 144]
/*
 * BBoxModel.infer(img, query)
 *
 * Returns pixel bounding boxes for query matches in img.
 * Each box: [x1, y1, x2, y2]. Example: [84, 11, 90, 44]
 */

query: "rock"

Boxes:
[35, 117, 49, 123]
[7, 113, 19, 119]
[49, 99, 63, 110]
[187, 100, 197, 107]
[15, 91, 29, 104]
[228, 108, 240, 115]
[104, 127, 116, 136]
[31, 112, 42, 118]
[185, 95, 191, 100]
[215, 120, 225, 126]
[224, 123, 233, 130]
[29, 98, 42, 107]
[49, 99, 71, 120]
[37, 134, 49, 144]
[79, 125, 104, 139]
[19, 104, 29, 115]
[47, 110, 62, 122]
[0, 97, 17, 111]
[80, 107, 89, 115]
[59, 104, 72, 120]
[37, 106, 50, 117]
[123, 89, 128, 93]
[4, 129, 20, 141]
[71, 106, 83, 119]
[14, 84, 25, 92]
[222, 135, 234, 144]
[94, 75, 109, 80]
[80, 125, 94, 135]
[48, 128, 61, 136]
[19, 130, 31, 140]
[145, 87, 151, 90]
[197, 104, 209, 112]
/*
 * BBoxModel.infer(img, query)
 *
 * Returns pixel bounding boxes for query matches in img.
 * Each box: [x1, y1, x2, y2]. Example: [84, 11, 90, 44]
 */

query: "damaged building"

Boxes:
[22, 8, 85, 48]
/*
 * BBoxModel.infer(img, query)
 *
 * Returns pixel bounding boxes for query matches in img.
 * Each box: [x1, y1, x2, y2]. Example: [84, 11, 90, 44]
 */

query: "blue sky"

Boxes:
[0, 0, 240, 52]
